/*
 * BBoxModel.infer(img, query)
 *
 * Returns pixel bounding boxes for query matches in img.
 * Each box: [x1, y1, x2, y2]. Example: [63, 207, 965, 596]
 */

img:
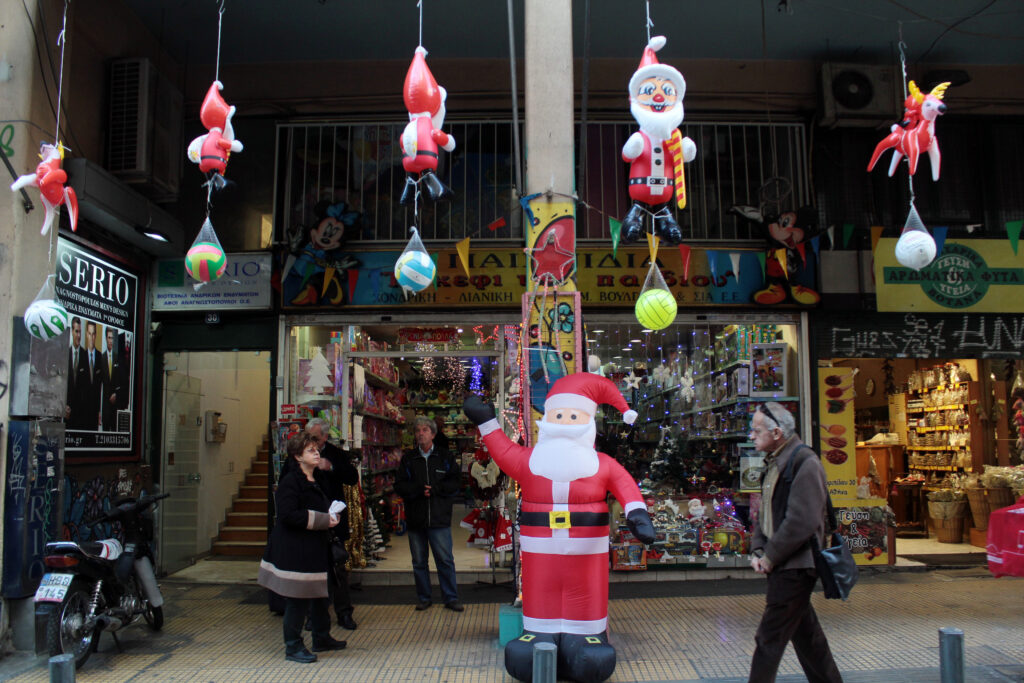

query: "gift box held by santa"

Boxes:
[620, 36, 696, 246]
[463, 374, 656, 683]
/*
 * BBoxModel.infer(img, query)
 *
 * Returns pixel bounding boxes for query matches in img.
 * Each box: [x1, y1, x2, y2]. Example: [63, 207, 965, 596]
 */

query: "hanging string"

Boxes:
[644, 0, 653, 45]
[897, 24, 915, 207]
[418, 0, 424, 48]
[54, 1, 69, 145]
[215, 0, 225, 83]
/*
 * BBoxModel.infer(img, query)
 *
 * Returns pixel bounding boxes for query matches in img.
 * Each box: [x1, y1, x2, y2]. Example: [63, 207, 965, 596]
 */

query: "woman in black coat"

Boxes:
[258, 433, 347, 663]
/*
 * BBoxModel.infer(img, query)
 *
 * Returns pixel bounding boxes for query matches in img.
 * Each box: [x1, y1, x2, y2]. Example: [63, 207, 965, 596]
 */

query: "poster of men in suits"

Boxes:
[56, 239, 139, 459]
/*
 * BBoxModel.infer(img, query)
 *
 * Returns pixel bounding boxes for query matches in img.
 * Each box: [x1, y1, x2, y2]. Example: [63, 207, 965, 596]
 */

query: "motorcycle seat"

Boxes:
[80, 538, 124, 560]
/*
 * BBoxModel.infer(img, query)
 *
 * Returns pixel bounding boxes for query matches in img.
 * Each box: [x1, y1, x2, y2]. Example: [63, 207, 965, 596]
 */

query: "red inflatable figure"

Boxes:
[463, 375, 656, 683]
[187, 80, 244, 183]
[399, 47, 455, 205]
[867, 80, 950, 181]
[10, 142, 78, 235]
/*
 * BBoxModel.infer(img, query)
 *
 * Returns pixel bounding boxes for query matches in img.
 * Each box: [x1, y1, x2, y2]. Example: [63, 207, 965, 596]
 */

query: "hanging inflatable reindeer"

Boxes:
[867, 80, 950, 181]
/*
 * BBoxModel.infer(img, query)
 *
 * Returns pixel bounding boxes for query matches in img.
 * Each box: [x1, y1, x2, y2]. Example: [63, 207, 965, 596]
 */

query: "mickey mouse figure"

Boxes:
[283, 200, 362, 306]
[731, 205, 822, 305]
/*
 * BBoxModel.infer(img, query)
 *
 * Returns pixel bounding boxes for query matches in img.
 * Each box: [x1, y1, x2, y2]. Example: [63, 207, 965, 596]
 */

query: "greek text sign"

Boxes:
[152, 252, 272, 310]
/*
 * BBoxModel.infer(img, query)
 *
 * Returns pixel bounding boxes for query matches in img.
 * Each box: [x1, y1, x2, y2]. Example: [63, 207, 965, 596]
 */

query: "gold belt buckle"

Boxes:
[549, 511, 571, 529]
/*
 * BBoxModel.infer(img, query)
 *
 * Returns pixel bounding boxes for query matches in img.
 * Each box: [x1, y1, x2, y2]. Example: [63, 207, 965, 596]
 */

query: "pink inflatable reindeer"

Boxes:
[867, 80, 950, 181]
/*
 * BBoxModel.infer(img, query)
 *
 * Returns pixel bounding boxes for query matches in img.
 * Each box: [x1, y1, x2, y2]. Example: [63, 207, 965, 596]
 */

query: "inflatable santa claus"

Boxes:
[463, 374, 655, 683]
[399, 46, 455, 205]
[620, 36, 696, 246]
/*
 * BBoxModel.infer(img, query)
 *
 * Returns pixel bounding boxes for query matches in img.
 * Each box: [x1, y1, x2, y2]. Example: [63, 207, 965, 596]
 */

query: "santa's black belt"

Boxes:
[519, 511, 610, 529]
[629, 177, 673, 186]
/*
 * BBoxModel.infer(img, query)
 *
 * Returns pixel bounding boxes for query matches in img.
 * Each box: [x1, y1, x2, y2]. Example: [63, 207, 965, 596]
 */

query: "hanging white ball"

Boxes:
[24, 299, 69, 340]
[587, 354, 602, 373]
[894, 230, 936, 270]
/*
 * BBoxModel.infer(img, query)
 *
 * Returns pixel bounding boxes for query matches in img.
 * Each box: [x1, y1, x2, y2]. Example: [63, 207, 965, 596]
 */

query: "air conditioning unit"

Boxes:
[107, 58, 183, 202]
[819, 63, 900, 127]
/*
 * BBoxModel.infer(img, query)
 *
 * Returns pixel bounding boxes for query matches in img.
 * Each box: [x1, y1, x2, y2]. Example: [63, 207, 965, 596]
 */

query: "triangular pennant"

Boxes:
[842, 223, 854, 249]
[431, 254, 439, 290]
[646, 232, 660, 264]
[322, 267, 336, 298]
[707, 251, 718, 284]
[729, 252, 741, 281]
[810, 235, 821, 261]
[776, 248, 788, 279]
[678, 244, 691, 281]
[756, 251, 766, 280]
[348, 268, 360, 301]
[827, 225, 835, 250]
[609, 218, 622, 259]
[455, 237, 472, 277]
[1008, 220, 1023, 255]
[870, 226, 884, 253]
[932, 226, 948, 258]
[795, 242, 807, 267]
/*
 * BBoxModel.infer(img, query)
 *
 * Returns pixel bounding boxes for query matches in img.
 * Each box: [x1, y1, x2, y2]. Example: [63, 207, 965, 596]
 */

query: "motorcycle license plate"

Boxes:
[34, 573, 73, 603]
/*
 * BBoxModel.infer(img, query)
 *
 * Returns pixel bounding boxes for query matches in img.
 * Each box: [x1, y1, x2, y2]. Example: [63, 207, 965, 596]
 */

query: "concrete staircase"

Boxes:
[211, 439, 271, 557]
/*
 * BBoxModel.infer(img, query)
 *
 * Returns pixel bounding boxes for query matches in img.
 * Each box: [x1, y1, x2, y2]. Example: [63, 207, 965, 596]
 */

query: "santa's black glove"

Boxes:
[626, 508, 656, 545]
[462, 395, 496, 426]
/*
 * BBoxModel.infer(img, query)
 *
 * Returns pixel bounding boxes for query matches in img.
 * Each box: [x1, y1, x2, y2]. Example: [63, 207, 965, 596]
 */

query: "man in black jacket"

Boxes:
[306, 419, 360, 630]
[394, 416, 463, 612]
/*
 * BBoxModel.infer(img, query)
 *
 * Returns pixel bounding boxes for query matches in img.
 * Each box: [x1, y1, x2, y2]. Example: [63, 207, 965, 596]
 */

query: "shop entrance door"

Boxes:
[158, 369, 202, 575]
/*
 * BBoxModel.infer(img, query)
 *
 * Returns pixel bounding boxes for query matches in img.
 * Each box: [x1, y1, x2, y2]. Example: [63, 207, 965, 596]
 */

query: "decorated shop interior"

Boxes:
[814, 311, 1024, 560]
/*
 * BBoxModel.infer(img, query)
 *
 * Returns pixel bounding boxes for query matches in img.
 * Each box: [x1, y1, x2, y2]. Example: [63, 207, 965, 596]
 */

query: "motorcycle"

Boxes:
[34, 492, 170, 668]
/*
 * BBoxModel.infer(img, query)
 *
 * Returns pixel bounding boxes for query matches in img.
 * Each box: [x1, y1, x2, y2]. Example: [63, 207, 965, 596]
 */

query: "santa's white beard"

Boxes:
[529, 420, 599, 482]
[630, 100, 684, 142]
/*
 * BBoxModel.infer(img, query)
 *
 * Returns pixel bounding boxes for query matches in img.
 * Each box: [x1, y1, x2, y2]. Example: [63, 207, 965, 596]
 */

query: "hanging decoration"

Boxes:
[10, 2, 77, 236]
[867, 80, 949, 181]
[186, 80, 244, 186]
[619, 11, 696, 247]
[399, 43, 455, 205]
[23, 275, 69, 341]
[894, 202, 936, 271]
[10, 143, 78, 235]
[394, 227, 436, 296]
[186, 217, 227, 284]
[635, 258, 677, 330]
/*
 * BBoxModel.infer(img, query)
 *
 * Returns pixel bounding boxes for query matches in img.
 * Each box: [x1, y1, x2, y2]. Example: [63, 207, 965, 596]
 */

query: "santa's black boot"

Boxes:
[620, 203, 646, 243]
[399, 175, 416, 205]
[504, 631, 559, 682]
[422, 170, 454, 202]
[558, 632, 616, 683]
[654, 211, 683, 244]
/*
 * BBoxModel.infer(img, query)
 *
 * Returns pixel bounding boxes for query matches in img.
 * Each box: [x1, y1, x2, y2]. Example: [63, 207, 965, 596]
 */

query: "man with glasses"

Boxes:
[746, 402, 843, 683]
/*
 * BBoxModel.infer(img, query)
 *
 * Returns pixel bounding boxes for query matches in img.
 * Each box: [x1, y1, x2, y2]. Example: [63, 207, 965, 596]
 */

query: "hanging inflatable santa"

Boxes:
[463, 374, 655, 683]
[399, 46, 455, 205]
[620, 36, 696, 246]
[187, 80, 244, 186]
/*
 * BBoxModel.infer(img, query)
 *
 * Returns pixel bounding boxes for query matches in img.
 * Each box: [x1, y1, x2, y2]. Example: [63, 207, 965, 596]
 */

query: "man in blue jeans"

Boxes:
[394, 416, 463, 612]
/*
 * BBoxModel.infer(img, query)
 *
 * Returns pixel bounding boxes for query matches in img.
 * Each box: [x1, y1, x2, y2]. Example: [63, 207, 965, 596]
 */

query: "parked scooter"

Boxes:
[34, 492, 170, 668]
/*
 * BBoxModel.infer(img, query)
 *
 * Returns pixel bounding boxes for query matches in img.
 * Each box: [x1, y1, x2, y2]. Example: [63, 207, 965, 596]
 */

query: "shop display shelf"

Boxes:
[368, 467, 398, 475]
[299, 394, 339, 404]
[361, 441, 401, 447]
[908, 465, 959, 471]
[355, 411, 404, 424]
[913, 425, 967, 432]
[360, 368, 399, 390]
[407, 403, 463, 409]
[923, 404, 966, 412]
[906, 445, 962, 451]
[909, 380, 970, 394]
[642, 384, 682, 401]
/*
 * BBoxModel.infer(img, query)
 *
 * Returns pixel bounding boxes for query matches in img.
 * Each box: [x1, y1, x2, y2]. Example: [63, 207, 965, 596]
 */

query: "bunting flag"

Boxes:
[842, 223, 855, 249]
[827, 225, 835, 250]
[707, 251, 718, 283]
[870, 226, 884, 253]
[729, 252, 741, 281]
[609, 217, 622, 259]
[932, 226, 948, 258]
[431, 254, 439, 290]
[1008, 220, 1023, 255]
[322, 267, 336, 298]
[678, 244, 692, 281]
[488, 217, 506, 232]
[455, 237, 472, 277]
[795, 242, 807, 267]
[646, 232, 660, 264]
[775, 248, 788, 279]
[349, 268, 361, 301]
[756, 251, 766, 281]
[810, 235, 821, 261]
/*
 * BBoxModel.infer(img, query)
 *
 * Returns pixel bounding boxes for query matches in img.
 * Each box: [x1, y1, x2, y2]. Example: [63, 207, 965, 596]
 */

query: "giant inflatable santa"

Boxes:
[399, 46, 455, 205]
[463, 374, 655, 683]
[620, 36, 696, 246]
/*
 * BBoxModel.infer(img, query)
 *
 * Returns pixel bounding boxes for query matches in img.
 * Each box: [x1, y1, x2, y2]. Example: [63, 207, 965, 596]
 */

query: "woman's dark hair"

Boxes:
[286, 433, 319, 461]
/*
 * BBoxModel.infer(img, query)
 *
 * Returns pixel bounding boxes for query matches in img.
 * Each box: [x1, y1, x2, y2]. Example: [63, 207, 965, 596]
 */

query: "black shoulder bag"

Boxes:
[782, 447, 859, 601]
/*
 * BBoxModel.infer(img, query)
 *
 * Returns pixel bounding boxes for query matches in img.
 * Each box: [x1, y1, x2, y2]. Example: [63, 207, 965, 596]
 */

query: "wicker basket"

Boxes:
[986, 487, 1017, 515]
[966, 488, 989, 530]
[935, 517, 966, 543]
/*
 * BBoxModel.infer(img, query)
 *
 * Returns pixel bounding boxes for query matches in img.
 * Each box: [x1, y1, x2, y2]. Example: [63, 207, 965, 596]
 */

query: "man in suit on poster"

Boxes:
[81, 320, 103, 431]
[100, 327, 125, 431]
[66, 316, 89, 429]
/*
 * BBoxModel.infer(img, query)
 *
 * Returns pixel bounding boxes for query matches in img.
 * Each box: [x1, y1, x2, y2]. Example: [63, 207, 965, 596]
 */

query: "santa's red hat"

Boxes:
[545, 373, 638, 424]
[404, 46, 442, 115]
[628, 36, 685, 101]
[200, 81, 232, 131]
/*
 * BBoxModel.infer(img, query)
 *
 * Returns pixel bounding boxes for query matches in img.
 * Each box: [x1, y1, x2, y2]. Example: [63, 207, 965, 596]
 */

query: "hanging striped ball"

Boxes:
[635, 288, 678, 330]
[24, 299, 69, 340]
[185, 241, 227, 283]
[394, 250, 436, 293]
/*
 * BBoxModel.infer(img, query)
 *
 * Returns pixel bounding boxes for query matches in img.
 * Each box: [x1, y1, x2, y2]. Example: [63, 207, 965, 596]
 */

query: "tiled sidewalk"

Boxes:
[2, 569, 1022, 682]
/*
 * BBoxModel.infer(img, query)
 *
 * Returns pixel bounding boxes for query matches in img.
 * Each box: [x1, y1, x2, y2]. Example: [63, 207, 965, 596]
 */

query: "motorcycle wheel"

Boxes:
[143, 604, 164, 631]
[45, 579, 98, 669]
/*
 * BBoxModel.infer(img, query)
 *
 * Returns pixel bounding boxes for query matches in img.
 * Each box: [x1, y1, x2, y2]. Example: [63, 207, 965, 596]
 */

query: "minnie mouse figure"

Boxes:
[731, 205, 822, 305]
[282, 201, 362, 306]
